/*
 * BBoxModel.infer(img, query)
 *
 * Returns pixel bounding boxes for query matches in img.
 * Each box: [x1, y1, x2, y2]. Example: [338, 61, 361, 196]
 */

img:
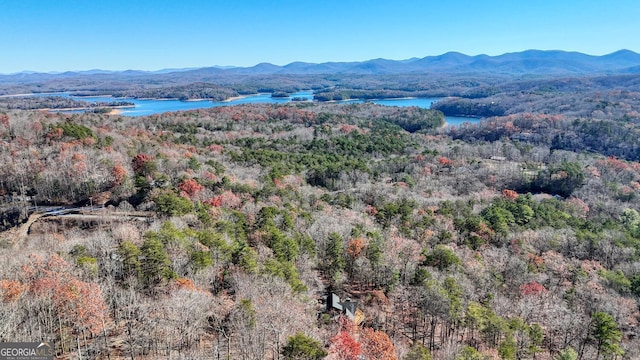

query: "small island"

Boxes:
[270, 91, 290, 98]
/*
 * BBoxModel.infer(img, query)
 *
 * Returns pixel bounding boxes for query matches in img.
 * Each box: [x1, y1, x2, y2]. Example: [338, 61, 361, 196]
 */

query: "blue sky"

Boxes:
[1, 0, 638, 73]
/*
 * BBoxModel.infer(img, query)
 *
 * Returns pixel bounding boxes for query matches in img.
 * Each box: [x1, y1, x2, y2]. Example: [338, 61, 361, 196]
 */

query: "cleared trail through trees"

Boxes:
[0, 212, 42, 245]
[1, 206, 154, 246]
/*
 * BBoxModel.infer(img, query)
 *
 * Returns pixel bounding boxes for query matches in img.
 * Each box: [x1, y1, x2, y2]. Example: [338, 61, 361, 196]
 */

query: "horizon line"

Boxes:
[1, 48, 637, 76]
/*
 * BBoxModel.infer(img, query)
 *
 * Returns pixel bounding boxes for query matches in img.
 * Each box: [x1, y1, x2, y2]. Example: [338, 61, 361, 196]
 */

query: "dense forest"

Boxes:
[1, 69, 640, 359]
[108, 83, 240, 102]
[0, 96, 133, 112]
[0, 72, 489, 102]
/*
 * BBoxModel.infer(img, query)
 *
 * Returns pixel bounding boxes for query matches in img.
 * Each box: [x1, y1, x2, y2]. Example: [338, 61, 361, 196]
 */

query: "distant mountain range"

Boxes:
[2, 50, 640, 81]
[162, 50, 640, 77]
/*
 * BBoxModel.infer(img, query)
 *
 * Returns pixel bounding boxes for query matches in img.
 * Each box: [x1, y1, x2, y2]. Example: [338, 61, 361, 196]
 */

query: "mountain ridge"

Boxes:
[2, 49, 640, 80]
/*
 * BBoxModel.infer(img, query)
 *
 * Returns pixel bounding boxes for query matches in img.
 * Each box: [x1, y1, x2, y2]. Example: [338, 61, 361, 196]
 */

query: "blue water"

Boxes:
[45, 91, 480, 127]
[367, 97, 439, 108]
[357, 98, 481, 127]
[442, 116, 481, 128]
[60, 91, 314, 117]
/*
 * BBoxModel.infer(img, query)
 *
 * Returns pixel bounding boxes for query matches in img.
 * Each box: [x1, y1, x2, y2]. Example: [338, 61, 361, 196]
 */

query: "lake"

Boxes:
[58, 91, 315, 117]
[56, 91, 481, 127]
[336, 97, 481, 127]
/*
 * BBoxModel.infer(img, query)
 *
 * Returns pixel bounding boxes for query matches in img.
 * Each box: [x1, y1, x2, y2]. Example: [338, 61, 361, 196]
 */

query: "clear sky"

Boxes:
[1, 0, 638, 73]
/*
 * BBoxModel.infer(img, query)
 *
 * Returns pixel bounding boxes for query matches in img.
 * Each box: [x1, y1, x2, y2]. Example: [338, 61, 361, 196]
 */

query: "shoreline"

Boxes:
[72, 94, 114, 98]
[41, 105, 134, 113]
[318, 95, 442, 103]
[0, 93, 37, 98]
[222, 93, 264, 102]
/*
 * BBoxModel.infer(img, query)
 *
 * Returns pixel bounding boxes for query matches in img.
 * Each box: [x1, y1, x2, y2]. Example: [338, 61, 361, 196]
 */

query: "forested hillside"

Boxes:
[1, 91, 640, 360]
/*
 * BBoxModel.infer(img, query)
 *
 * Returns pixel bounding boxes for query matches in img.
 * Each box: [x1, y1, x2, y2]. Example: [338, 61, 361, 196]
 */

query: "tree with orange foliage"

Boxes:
[46, 126, 64, 141]
[502, 189, 519, 199]
[345, 237, 366, 279]
[360, 327, 397, 360]
[0, 113, 9, 132]
[0, 112, 13, 141]
[346, 237, 366, 259]
[365, 205, 378, 216]
[111, 163, 127, 186]
[0, 279, 25, 302]
[22, 254, 109, 335]
[175, 277, 197, 291]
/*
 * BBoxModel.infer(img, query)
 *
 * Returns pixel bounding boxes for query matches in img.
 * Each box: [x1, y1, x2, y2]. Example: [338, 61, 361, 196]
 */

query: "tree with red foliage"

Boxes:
[203, 196, 222, 207]
[131, 153, 156, 176]
[438, 156, 452, 166]
[329, 317, 361, 360]
[204, 190, 242, 209]
[208, 144, 223, 153]
[178, 178, 204, 198]
[329, 330, 361, 360]
[520, 281, 547, 296]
